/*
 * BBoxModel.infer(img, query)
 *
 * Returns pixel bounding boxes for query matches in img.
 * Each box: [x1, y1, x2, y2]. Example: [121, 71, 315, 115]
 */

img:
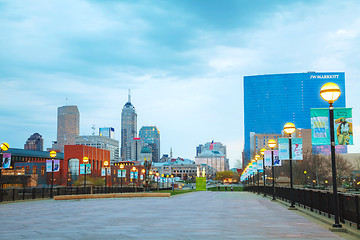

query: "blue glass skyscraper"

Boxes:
[243, 72, 346, 166]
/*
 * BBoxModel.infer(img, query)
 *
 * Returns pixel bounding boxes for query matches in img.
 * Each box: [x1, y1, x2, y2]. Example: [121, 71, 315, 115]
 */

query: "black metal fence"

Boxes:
[245, 186, 360, 229]
[0, 186, 173, 202]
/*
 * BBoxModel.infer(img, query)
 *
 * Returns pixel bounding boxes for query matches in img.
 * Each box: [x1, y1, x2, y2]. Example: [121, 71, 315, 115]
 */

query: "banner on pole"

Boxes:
[311, 108, 353, 145]
[46, 160, 60, 172]
[257, 160, 263, 170]
[278, 138, 289, 160]
[264, 150, 281, 166]
[2, 153, 11, 169]
[292, 138, 303, 160]
[334, 108, 353, 145]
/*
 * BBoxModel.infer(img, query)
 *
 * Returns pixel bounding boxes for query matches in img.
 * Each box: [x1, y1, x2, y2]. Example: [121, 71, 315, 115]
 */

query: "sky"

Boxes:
[1, 0, 360, 168]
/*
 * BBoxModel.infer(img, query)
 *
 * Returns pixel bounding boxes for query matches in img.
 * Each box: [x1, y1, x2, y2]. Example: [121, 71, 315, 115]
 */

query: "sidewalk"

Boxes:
[0, 191, 348, 239]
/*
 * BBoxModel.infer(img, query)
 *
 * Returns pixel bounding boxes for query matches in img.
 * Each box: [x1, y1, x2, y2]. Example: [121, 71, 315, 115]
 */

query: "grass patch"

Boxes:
[208, 186, 244, 191]
[152, 189, 197, 196]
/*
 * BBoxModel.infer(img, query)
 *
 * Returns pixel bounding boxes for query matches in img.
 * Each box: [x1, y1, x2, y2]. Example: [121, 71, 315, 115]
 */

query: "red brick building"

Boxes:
[63, 145, 110, 186]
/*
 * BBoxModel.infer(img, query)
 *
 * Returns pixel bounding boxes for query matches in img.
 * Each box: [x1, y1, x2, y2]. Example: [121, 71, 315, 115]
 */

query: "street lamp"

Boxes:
[83, 157, 89, 194]
[104, 160, 109, 193]
[49, 151, 57, 198]
[156, 173, 159, 191]
[320, 82, 342, 229]
[255, 154, 261, 192]
[268, 139, 277, 201]
[120, 164, 124, 193]
[141, 169, 146, 191]
[283, 122, 296, 210]
[0, 142, 9, 202]
[171, 175, 174, 192]
[260, 148, 267, 197]
[132, 166, 137, 190]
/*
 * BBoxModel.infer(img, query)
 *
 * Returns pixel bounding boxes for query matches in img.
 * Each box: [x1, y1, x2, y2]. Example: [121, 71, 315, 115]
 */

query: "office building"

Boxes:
[55, 105, 80, 152]
[121, 90, 137, 160]
[243, 72, 346, 166]
[75, 135, 119, 164]
[99, 127, 115, 139]
[139, 126, 160, 162]
[24, 133, 44, 151]
[196, 141, 227, 158]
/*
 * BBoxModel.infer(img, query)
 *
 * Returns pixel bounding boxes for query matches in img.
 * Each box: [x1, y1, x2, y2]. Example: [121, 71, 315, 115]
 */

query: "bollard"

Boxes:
[355, 195, 360, 230]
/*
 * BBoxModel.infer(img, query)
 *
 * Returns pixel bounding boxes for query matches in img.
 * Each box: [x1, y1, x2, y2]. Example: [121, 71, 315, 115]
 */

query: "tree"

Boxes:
[215, 171, 239, 182]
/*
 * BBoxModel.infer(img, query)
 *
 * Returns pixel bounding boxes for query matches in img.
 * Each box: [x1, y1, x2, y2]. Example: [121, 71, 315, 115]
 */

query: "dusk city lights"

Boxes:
[1, 1, 360, 239]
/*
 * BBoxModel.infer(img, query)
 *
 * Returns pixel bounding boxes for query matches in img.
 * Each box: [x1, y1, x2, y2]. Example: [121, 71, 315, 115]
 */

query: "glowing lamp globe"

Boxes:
[104, 161, 109, 167]
[1, 142, 9, 151]
[284, 122, 296, 135]
[320, 82, 341, 104]
[255, 155, 260, 160]
[50, 151, 57, 158]
[268, 139, 277, 149]
[260, 148, 266, 156]
[83, 157, 89, 163]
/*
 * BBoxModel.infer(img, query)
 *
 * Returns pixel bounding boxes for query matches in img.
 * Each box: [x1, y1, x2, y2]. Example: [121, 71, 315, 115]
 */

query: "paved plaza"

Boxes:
[0, 191, 345, 239]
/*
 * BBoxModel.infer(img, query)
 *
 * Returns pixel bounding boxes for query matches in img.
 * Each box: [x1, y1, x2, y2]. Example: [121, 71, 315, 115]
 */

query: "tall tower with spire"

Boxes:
[121, 89, 137, 160]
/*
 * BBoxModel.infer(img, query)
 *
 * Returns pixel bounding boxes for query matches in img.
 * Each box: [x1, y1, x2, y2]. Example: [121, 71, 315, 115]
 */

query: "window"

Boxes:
[41, 166, 45, 176]
[33, 166, 37, 174]
[25, 166, 30, 174]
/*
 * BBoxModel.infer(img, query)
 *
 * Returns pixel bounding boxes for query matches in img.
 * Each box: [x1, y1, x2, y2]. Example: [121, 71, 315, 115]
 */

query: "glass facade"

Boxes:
[244, 72, 346, 166]
[139, 126, 160, 162]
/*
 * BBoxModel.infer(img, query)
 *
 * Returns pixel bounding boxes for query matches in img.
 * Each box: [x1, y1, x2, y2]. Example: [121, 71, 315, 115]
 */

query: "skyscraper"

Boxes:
[243, 72, 346, 166]
[56, 105, 80, 152]
[121, 90, 137, 160]
[24, 133, 44, 151]
[139, 126, 160, 162]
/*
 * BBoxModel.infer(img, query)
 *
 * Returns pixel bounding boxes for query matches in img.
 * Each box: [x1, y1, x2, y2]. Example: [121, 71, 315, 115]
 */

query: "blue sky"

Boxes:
[1, 0, 360, 167]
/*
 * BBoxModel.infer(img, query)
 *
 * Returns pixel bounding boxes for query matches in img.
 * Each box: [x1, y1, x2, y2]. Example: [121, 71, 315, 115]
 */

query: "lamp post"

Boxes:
[260, 148, 266, 197]
[104, 160, 109, 193]
[320, 82, 342, 229]
[142, 169, 146, 191]
[268, 139, 277, 201]
[255, 155, 260, 193]
[171, 175, 174, 192]
[0, 142, 9, 202]
[83, 157, 89, 194]
[284, 122, 296, 209]
[132, 166, 137, 190]
[120, 164, 124, 193]
[156, 173, 159, 191]
[49, 151, 57, 198]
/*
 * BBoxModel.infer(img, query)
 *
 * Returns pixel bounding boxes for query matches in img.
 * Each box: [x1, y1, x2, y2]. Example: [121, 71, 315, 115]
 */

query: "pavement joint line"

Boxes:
[249, 191, 360, 239]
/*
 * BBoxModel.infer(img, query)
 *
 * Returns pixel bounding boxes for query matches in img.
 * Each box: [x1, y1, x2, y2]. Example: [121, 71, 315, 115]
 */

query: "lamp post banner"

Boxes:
[257, 160, 263, 170]
[46, 160, 60, 172]
[264, 150, 280, 166]
[101, 168, 106, 176]
[292, 138, 303, 160]
[311, 108, 330, 145]
[278, 138, 289, 160]
[2, 153, 11, 169]
[311, 108, 353, 145]
[80, 164, 85, 174]
[334, 108, 353, 145]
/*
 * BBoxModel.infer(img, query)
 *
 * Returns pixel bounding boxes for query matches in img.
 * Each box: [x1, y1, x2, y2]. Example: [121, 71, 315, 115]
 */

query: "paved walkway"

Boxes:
[0, 191, 344, 239]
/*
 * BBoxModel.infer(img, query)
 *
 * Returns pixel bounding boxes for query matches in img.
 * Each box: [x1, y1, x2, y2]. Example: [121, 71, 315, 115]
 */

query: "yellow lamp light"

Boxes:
[83, 157, 89, 163]
[142, 169, 145, 173]
[268, 139, 276, 149]
[104, 161, 109, 167]
[255, 155, 260, 160]
[304, 171, 307, 174]
[0, 142, 9, 151]
[50, 151, 57, 158]
[283, 122, 296, 135]
[320, 82, 341, 104]
[132, 167, 136, 171]
[120, 164, 124, 169]
[260, 148, 266, 156]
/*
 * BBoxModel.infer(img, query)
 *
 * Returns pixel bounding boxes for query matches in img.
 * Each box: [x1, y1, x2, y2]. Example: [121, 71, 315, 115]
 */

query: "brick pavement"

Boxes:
[0, 191, 344, 239]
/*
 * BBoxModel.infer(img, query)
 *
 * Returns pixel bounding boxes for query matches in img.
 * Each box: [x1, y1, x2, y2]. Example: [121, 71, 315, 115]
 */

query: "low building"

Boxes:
[195, 150, 229, 172]
[75, 135, 119, 165]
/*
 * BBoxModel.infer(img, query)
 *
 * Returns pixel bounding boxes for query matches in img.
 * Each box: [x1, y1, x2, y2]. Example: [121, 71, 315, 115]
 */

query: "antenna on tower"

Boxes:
[170, 147, 173, 158]
[128, 89, 131, 102]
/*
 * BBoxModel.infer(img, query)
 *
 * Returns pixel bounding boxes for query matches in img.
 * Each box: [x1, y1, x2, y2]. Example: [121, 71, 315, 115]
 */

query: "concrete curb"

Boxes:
[54, 192, 170, 200]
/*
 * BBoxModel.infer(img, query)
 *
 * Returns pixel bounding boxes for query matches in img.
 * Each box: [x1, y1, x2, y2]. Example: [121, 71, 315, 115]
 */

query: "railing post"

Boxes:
[12, 188, 15, 201]
[355, 195, 360, 230]
[339, 194, 345, 224]
[327, 191, 331, 218]
[310, 190, 313, 212]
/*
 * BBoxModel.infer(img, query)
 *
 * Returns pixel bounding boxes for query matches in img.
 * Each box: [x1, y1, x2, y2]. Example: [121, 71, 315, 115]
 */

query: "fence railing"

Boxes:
[0, 186, 173, 202]
[244, 185, 360, 230]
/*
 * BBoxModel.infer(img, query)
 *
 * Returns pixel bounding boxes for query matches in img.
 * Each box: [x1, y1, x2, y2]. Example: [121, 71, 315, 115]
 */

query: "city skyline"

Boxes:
[1, 1, 360, 168]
